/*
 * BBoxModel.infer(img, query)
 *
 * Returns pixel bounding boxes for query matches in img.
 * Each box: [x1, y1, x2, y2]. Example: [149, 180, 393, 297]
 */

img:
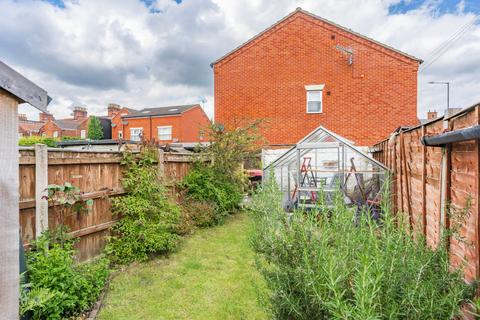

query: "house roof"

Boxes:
[211, 7, 422, 67]
[54, 119, 86, 130]
[123, 104, 199, 119]
[18, 120, 44, 133]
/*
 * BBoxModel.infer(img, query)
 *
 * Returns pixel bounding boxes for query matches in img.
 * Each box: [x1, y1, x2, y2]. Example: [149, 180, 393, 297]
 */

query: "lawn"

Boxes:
[97, 213, 268, 320]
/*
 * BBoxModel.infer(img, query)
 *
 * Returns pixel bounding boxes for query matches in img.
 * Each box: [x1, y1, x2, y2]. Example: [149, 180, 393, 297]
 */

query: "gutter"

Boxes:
[421, 125, 480, 147]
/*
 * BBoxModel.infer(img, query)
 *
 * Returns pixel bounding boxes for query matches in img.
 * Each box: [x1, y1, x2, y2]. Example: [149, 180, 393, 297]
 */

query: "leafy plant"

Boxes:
[61, 135, 83, 141]
[19, 136, 58, 147]
[21, 227, 109, 320]
[180, 121, 263, 224]
[249, 177, 476, 320]
[181, 164, 242, 223]
[88, 115, 104, 140]
[105, 147, 181, 264]
[44, 182, 93, 226]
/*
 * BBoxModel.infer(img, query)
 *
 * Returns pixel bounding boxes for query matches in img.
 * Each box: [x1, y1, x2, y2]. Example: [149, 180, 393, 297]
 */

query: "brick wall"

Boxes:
[213, 10, 420, 146]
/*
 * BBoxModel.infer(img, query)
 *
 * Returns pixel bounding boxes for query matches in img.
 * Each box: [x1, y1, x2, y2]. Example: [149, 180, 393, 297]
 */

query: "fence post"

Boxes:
[157, 149, 165, 177]
[35, 143, 48, 238]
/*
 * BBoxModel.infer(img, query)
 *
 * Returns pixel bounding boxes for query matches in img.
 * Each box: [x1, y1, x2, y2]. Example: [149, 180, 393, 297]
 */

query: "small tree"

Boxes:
[87, 116, 103, 140]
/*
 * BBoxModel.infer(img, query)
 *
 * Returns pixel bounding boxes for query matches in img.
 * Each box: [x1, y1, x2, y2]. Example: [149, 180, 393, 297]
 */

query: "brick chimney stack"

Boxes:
[427, 110, 438, 120]
[73, 106, 88, 120]
[18, 114, 27, 121]
[39, 112, 54, 122]
[108, 103, 121, 117]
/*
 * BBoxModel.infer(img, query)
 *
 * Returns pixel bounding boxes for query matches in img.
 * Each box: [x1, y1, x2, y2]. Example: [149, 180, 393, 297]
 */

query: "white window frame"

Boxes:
[130, 128, 143, 141]
[157, 126, 172, 141]
[118, 130, 123, 139]
[305, 84, 325, 114]
[53, 131, 58, 138]
[80, 129, 86, 139]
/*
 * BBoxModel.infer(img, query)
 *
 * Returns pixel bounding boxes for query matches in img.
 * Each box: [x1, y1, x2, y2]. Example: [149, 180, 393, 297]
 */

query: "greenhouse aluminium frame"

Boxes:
[263, 126, 389, 210]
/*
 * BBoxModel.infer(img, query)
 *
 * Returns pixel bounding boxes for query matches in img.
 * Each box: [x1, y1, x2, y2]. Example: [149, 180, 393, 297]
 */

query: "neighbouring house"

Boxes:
[39, 106, 89, 138]
[18, 114, 45, 137]
[212, 7, 422, 148]
[109, 104, 137, 140]
[118, 104, 210, 143]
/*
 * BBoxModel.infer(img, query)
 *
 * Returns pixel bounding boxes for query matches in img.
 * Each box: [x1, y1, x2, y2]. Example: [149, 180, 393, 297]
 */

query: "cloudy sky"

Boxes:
[1, 0, 479, 121]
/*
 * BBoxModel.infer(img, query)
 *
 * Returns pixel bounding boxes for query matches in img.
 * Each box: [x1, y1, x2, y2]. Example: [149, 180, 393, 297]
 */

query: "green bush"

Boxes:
[88, 116, 104, 140]
[21, 227, 109, 319]
[61, 135, 83, 141]
[181, 164, 243, 224]
[105, 148, 181, 264]
[19, 136, 58, 147]
[249, 179, 475, 320]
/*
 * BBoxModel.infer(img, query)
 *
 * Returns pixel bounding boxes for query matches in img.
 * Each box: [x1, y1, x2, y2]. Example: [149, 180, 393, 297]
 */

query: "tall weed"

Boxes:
[249, 178, 475, 319]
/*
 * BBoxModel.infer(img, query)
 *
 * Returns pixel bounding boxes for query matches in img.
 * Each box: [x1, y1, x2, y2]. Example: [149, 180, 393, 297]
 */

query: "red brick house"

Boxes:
[118, 104, 210, 143]
[212, 8, 422, 147]
[39, 106, 89, 138]
[110, 104, 137, 140]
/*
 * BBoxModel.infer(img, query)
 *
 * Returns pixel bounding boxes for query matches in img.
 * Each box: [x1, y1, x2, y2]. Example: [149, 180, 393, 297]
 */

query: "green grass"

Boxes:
[97, 213, 268, 320]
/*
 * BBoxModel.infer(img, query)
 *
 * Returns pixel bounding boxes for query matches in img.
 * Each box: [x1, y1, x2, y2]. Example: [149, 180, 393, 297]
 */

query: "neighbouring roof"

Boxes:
[0, 60, 51, 111]
[54, 119, 87, 130]
[18, 120, 44, 133]
[123, 104, 199, 119]
[211, 7, 422, 67]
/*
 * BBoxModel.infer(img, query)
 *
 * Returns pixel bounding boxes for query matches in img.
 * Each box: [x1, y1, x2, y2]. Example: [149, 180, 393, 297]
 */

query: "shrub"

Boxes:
[19, 136, 58, 147]
[105, 148, 181, 264]
[249, 179, 476, 319]
[181, 164, 243, 223]
[178, 198, 217, 234]
[180, 121, 263, 224]
[88, 115, 104, 140]
[21, 227, 109, 320]
[61, 135, 83, 141]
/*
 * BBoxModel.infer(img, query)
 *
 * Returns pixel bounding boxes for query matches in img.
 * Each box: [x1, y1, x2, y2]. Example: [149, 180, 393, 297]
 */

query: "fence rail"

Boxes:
[19, 147, 197, 261]
[372, 104, 480, 281]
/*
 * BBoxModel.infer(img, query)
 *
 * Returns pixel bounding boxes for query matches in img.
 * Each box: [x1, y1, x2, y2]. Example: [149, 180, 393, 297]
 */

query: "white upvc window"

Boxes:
[53, 131, 58, 138]
[305, 84, 324, 113]
[80, 130, 86, 139]
[130, 128, 143, 141]
[118, 131, 123, 139]
[157, 126, 172, 141]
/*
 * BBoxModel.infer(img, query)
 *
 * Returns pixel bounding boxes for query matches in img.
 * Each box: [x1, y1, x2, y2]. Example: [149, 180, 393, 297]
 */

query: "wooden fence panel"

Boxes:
[372, 106, 480, 282]
[19, 148, 197, 261]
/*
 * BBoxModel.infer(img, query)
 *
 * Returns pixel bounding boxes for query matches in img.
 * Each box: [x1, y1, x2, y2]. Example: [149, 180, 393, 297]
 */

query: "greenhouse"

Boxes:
[263, 126, 389, 211]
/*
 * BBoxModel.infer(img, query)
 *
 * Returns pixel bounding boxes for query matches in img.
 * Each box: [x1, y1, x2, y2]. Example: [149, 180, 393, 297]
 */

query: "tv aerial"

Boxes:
[335, 45, 353, 65]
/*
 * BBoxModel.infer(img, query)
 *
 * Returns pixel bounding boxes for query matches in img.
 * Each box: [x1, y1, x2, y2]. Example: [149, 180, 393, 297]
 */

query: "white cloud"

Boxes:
[3, 0, 479, 124]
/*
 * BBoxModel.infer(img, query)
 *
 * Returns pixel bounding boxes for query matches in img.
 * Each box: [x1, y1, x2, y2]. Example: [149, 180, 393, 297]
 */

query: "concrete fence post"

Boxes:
[35, 143, 48, 238]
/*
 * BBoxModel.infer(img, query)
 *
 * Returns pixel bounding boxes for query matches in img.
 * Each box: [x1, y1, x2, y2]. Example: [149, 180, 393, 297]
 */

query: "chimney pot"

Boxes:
[39, 112, 54, 122]
[73, 106, 88, 120]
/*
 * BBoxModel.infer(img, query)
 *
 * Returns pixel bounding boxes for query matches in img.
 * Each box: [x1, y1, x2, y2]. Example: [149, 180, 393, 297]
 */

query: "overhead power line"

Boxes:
[419, 16, 478, 73]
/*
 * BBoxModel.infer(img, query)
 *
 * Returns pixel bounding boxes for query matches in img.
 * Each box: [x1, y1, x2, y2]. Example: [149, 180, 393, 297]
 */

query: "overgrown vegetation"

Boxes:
[88, 115, 104, 140]
[249, 178, 476, 319]
[21, 227, 109, 320]
[19, 136, 58, 147]
[105, 147, 181, 264]
[180, 121, 263, 225]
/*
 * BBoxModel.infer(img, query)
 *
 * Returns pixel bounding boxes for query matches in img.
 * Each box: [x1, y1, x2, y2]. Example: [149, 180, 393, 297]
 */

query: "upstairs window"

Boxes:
[130, 128, 143, 141]
[118, 131, 123, 139]
[157, 126, 172, 141]
[305, 84, 324, 113]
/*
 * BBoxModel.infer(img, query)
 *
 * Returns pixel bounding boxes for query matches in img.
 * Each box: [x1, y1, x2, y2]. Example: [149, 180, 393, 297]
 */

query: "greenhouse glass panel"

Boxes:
[263, 126, 389, 211]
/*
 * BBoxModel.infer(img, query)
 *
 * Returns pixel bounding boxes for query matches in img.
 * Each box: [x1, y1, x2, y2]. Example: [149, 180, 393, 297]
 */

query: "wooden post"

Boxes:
[157, 149, 165, 177]
[421, 125, 427, 237]
[35, 143, 48, 238]
[0, 90, 20, 319]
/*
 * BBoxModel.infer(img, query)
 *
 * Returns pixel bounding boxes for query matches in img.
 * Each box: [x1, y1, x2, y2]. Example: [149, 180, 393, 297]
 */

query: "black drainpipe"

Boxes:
[421, 125, 480, 147]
